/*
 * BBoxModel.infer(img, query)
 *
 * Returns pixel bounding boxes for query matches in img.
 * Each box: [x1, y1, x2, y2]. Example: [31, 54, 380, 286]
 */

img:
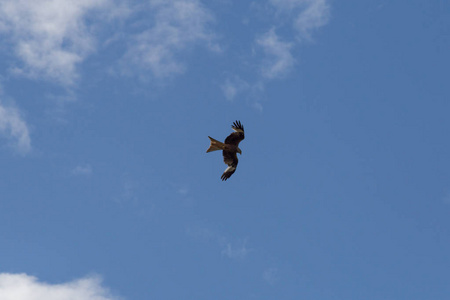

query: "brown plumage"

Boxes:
[206, 120, 245, 181]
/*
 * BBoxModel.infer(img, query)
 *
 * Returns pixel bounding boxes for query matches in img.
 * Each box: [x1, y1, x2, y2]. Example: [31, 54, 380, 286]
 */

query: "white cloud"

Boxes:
[0, 0, 120, 86]
[222, 80, 239, 101]
[123, 0, 217, 78]
[0, 100, 31, 154]
[269, 0, 330, 40]
[0, 273, 121, 300]
[222, 0, 330, 108]
[293, 0, 330, 39]
[72, 164, 93, 176]
[220, 238, 251, 259]
[256, 28, 295, 79]
[221, 76, 251, 101]
[220, 76, 264, 111]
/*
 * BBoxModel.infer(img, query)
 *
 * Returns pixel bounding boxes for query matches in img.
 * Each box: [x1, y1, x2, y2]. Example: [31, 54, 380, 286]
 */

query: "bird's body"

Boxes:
[206, 121, 245, 181]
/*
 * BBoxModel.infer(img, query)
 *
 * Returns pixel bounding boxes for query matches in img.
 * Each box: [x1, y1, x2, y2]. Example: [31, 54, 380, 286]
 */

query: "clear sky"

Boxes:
[1, 0, 450, 299]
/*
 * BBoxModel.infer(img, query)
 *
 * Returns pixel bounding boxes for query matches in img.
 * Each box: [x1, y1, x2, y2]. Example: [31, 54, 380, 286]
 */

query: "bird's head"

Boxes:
[237, 147, 242, 155]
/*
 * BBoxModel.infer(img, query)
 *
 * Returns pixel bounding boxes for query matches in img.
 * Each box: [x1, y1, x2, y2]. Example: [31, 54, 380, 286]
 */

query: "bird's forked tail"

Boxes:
[206, 136, 224, 153]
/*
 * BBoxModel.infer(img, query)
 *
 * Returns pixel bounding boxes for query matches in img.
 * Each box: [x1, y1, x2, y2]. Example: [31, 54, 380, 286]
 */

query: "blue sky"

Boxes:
[1, 0, 450, 299]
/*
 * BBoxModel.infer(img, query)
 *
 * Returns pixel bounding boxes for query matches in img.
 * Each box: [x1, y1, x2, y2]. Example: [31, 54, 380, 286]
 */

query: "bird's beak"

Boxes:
[237, 148, 242, 155]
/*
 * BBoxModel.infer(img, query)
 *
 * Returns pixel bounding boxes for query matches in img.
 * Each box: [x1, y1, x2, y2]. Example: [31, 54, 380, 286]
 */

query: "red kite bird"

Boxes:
[207, 120, 245, 181]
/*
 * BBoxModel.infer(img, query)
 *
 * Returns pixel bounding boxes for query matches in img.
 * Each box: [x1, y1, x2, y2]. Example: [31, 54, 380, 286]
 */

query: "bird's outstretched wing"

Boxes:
[224, 120, 245, 146]
[221, 150, 238, 181]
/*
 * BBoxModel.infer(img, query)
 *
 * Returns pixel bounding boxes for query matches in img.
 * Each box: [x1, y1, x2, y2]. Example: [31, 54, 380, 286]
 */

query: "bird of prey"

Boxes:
[206, 120, 245, 181]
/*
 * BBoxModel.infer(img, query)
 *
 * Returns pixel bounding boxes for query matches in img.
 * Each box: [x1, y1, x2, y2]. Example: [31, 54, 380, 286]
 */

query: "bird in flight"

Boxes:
[206, 120, 245, 181]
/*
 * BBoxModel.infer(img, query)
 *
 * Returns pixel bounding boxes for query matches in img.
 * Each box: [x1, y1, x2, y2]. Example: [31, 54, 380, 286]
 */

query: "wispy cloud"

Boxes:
[0, 0, 120, 86]
[72, 164, 93, 176]
[187, 226, 252, 260]
[0, 273, 120, 300]
[114, 174, 140, 205]
[122, 0, 218, 79]
[171, 182, 195, 206]
[220, 238, 251, 259]
[221, 0, 330, 108]
[269, 0, 330, 40]
[293, 0, 330, 40]
[220, 27, 294, 108]
[221, 76, 251, 101]
[256, 28, 295, 79]
[0, 98, 31, 154]
[220, 75, 264, 111]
